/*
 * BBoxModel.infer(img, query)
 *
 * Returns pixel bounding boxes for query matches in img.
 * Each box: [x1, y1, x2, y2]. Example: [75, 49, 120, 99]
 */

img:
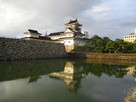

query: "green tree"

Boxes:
[103, 37, 111, 45]
[125, 42, 134, 53]
[105, 41, 115, 53]
[95, 39, 105, 53]
[114, 39, 127, 53]
[133, 43, 136, 53]
[89, 35, 104, 53]
[74, 35, 136, 53]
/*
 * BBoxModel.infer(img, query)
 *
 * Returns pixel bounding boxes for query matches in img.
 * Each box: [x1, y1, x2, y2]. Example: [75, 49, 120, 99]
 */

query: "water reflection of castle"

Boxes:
[24, 61, 136, 92]
[48, 61, 87, 93]
[125, 66, 136, 81]
[48, 61, 136, 92]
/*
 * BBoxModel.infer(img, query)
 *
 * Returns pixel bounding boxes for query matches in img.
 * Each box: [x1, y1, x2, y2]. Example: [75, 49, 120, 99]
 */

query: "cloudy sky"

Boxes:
[0, 0, 136, 40]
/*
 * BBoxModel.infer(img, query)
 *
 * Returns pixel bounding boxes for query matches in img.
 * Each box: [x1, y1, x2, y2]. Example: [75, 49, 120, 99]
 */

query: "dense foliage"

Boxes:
[74, 35, 136, 53]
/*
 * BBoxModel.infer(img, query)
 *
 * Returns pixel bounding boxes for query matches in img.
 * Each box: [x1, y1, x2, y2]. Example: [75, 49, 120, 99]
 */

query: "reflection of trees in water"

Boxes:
[74, 62, 129, 78]
[0, 59, 66, 82]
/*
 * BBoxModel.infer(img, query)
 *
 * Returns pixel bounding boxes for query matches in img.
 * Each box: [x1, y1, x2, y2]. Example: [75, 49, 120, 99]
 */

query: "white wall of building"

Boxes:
[63, 39, 86, 46]
[65, 29, 72, 33]
[64, 40, 74, 45]
[50, 33, 74, 40]
[24, 34, 39, 38]
[124, 34, 136, 43]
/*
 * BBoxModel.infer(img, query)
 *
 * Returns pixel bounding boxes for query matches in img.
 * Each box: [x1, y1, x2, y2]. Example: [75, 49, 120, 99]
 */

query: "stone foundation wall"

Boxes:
[65, 45, 74, 52]
[0, 37, 67, 60]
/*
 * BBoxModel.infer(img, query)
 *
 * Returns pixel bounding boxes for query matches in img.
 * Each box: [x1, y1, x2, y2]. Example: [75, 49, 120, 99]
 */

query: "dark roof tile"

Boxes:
[67, 19, 78, 24]
[66, 19, 82, 26]
[39, 36, 52, 40]
[28, 29, 41, 35]
[48, 32, 64, 36]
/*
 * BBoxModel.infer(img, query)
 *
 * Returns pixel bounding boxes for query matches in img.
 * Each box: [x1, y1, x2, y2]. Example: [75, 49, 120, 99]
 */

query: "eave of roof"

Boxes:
[125, 33, 136, 36]
[23, 36, 52, 40]
[48, 31, 64, 36]
[28, 29, 42, 35]
[65, 19, 82, 26]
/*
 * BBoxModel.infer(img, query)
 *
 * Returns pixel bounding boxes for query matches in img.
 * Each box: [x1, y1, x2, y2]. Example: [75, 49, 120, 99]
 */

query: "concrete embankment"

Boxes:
[0, 37, 67, 60]
[68, 53, 136, 61]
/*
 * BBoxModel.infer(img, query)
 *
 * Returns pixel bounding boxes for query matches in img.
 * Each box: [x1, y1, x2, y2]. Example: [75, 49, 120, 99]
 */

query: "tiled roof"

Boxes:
[67, 19, 78, 24]
[39, 36, 52, 40]
[48, 32, 64, 36]
[28, 29, 41, 35]
[66, 19, 82, 26]
[67, 28, 74, 32]
[24, 36, 52, 40]
[59, 37, 89, 41]
[74, 32, 84, 36]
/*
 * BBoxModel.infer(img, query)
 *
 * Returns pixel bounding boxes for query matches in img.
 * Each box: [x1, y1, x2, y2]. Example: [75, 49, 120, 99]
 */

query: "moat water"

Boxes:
[0, 59, 136, 102]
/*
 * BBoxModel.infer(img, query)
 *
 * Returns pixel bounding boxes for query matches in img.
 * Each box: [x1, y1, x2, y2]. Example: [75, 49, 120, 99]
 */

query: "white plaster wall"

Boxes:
[50, 34, 74, 40]
[66, 34, 73, 37]
[64, 40, 74, 45]
[25, 35, 39, 38]
[65, 29, 72, 33]
[51, 37, 60, 40]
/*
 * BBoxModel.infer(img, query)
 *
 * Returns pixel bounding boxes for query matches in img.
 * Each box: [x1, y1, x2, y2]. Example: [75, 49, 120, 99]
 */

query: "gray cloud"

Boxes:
[0, 0, 136, 40]
[0, 0, 104, 37]
[120, 21, 136, 27]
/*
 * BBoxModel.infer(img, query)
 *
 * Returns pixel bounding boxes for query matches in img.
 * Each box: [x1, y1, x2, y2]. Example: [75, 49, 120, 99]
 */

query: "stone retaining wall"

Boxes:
[0, 37, 67, 60]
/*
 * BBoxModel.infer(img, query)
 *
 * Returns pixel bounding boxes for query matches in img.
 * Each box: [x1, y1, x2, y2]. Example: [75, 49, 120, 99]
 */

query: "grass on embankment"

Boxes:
[68, 53, 136, 61]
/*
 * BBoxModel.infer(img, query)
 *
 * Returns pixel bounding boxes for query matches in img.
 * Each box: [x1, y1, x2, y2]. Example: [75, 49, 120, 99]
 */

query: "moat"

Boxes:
[0, 59, 136, 102]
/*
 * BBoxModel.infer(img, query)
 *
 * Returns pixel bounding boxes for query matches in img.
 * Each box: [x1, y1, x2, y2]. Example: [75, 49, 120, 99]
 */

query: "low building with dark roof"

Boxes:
[23, 29, 53, 42]
[24, 29, 42, 38]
